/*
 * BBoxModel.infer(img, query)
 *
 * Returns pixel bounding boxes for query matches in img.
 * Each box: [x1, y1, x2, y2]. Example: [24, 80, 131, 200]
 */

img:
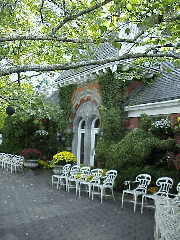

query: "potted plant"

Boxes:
[52, 151, 77, 174]
[21, 148, 42, 168]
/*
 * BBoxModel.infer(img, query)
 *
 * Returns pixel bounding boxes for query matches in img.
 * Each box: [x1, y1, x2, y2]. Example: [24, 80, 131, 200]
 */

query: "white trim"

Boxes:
[90, 117, 99, 166]
[125, 99, 180, 117]
[77, 119, 85, 165]
[58, 62, 119, 87]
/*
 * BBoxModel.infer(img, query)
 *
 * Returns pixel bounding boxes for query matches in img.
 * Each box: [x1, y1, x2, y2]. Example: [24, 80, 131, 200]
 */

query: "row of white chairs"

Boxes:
[121, 174, 180, 240]
[0, 153, 24, 173]
[52, 164, 117, 203]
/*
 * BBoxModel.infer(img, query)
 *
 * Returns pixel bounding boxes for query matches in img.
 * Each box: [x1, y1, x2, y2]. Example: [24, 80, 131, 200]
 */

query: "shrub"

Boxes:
[139, 113, 153, 131]
[107, 128, 174, 172]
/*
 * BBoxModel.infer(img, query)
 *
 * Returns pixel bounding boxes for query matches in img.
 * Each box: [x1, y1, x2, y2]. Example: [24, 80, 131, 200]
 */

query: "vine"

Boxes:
[95, 68, 129, 165]
[58, 84, 77, 150]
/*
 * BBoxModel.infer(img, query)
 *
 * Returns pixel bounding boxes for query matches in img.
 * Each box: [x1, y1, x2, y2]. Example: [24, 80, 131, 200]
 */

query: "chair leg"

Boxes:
[88, 184, 91, 199]
[121, 191, 125, 208]
[134, 194, 137, 212]
[76, 181, 79, 195]
[78, 183, 81, 198]
[57, 178, 59, 189]
[101, 187, 103, 203]
[141, 195, 144, 214]
[52, 176, 54, 187]
[112, 188, 115, 201]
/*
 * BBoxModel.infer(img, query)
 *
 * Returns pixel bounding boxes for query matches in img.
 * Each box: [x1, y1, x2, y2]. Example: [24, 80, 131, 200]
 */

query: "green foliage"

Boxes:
[115, 165, 180, 193]
[95, 69, 128, 166]
[108, 128, 174, 171]
[150, 117, 174, 139]
[95, 138, 112, 166]
[38, 160, 53, 170]
[97, 68, 126, 143]
[58, 84, 76, 132]
[0, 115, 58, 159]
[139, 113, 153, 131]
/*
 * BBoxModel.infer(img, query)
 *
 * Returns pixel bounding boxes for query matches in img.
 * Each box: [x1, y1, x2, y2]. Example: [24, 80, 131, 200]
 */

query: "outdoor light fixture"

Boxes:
[61, 133, 66, 145]
[56, 131, 61, 142]
[100, 131, 103, 140]
[6, 106, 15, 116]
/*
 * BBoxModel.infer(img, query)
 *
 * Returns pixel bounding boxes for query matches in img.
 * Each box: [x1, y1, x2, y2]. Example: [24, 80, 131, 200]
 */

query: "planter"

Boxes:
[23, 160, 39, 168]
[53, 165, 64, 174]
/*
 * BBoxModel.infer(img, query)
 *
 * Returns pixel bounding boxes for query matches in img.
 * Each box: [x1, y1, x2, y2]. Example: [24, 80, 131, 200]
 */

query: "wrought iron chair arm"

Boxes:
[124, 180, 137, 189]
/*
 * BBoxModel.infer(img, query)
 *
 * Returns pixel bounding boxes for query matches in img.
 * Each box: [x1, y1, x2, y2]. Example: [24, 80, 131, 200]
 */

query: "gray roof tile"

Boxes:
[128, 62, 180, 105]
[55, 43, 118, 83]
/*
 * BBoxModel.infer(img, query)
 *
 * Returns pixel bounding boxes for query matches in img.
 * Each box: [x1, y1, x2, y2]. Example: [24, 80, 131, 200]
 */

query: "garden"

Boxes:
[0, 70, 180, 195]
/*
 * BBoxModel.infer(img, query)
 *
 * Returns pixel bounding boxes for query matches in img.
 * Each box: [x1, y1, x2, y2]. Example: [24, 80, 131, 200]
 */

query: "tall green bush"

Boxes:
[108, 128, 174, 172]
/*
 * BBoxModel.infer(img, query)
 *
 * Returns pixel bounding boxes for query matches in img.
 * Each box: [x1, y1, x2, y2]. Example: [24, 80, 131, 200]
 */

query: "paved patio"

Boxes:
[0, 169, 155, 240]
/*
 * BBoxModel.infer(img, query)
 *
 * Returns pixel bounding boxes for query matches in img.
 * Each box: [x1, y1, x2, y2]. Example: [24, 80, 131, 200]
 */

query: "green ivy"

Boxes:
[95, 68, 128, 166]
[58, 84, 76, 150]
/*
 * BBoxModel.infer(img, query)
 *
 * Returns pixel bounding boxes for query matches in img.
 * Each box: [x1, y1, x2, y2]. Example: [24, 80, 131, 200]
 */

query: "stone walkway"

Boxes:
[0, 169, 155, 240]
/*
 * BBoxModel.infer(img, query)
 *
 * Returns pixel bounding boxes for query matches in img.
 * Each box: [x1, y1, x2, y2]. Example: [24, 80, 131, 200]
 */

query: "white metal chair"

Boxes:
[3, 154, 13, 171]
[14, 156, 24, 173]
[91, 170, 117, 203]
[73, 166, 91, 195]
[154, 197, 180, 240]
[66, 165, 81, 193]
[0, 153, 6, 168]
[141, 177, 173, 213]
[121, 174, 151, 212]
[78, 168, 103, 198]
[56, 164, 71, 189]
[52, 164, 71, 188]
[77, 167, 101, 198]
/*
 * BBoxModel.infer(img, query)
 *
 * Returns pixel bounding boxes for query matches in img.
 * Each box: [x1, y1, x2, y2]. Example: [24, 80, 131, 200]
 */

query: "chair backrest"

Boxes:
[91, 168, 103, 177]
[135, 174, 151, 193]
[79, 166, 91, 175]
[69, 165, 81, 178]
[89, 169, 103, 184]
[61, 164, 71, 176]
[103, 170, 117, 187]
[62, 164, 71, 171]
[177, 182, 180, 195]
[155, 177, 173, 197]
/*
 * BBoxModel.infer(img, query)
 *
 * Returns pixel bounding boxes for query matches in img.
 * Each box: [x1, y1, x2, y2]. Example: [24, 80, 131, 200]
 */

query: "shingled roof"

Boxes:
[127, 62, 180, 106]
[55, 43, 118, 86]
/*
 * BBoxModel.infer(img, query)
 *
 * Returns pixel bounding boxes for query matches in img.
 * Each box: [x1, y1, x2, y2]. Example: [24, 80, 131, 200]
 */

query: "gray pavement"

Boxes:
[0, 168, 155, 240]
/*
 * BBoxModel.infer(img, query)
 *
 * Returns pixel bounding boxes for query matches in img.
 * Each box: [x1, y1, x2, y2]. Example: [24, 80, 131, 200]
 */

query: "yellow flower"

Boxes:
[52, 151, 77, 165]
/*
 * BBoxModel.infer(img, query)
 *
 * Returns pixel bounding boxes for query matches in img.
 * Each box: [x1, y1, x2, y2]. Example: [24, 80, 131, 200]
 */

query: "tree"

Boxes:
[0, 0, 179, 75]
[0, 0, 179, 108]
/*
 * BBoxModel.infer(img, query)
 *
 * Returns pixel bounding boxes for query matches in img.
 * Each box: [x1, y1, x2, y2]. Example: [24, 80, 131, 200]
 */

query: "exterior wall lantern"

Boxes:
[6, 106, 15, 116]
[56, 132, 66, 146]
